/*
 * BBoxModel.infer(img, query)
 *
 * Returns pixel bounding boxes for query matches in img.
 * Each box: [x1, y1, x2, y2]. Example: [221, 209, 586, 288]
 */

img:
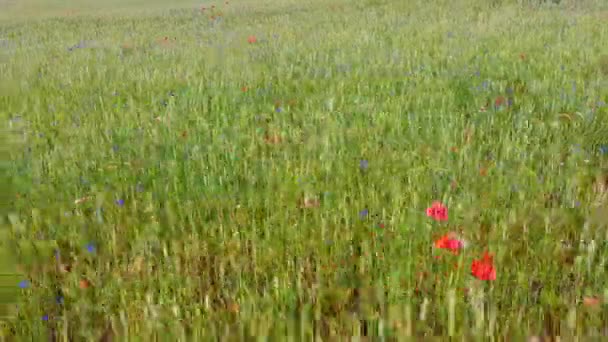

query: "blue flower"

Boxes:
[116, 199, 125, 206]
[18, 280, 29, 289]
[85, 243, 96, 254]
[275, 107, 282, 113]
[599, 145, 608, 155]
[42, 314, 49, 321]
[359, 209, 369, 219]
[360, 159, 369, 170]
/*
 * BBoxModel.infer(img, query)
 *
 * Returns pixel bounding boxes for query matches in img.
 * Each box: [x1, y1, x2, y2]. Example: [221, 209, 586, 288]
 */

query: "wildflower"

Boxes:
[85, 243, 96, 253]
[275, 107, 282, 113]
[247, 35, 257, 44]
[359, 209, 369, 219]
[115, 199, 125, 206]
[495, 96, 506, 108]
[79, 279, 90, 289]
[426, 201, 448, 221]
[42, 314, 49, 321]
[434, 233, 464, 254]
[471, 251, 496, 281]
[18, 280, 29, 289]
[583, 296, 602, 307]
[599, 145, 607, 155]
[241, 86, 248, 92]
[360, 159, 369, 170]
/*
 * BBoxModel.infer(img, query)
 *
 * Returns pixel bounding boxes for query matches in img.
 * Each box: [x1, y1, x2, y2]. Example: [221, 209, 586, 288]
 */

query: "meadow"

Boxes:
[1, 0, 608, 339]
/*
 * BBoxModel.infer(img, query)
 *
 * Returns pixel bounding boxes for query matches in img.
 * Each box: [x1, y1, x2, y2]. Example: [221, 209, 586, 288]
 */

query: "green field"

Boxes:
[2, 0, 608, 339]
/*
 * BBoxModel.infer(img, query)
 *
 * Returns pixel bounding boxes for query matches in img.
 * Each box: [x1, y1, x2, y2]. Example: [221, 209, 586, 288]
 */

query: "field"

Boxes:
[1, 0, 608, 339]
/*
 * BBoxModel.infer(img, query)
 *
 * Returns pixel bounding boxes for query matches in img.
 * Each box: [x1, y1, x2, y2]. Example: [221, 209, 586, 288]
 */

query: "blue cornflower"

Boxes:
[360, 159, 369, 170]
[42, 315, 49, 321]
[275, 107, 282, 113]
[85, 243, 96, 254]
[18, 280, 29, 289]
[116, 199, 125, 206]
[359, 209, 369, 219]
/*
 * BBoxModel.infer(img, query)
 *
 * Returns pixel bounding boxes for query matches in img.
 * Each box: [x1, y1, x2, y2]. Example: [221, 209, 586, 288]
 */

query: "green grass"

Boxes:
[1, 0, 608, 339]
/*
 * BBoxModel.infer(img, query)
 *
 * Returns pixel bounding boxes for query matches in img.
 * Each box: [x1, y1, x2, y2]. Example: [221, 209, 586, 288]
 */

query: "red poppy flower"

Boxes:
[426, 201, 448, 221]
[495, 96, 506, 107]
[583, 296, 602, 307]
[471, 251, 496, 281]
[247, 35, 257, 44]
[79, 279, 91, 289]
[434, 233, 464, 254]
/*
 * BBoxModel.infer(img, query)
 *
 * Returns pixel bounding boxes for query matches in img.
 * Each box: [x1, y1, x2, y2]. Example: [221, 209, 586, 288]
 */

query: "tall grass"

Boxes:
[1, 0, 607, 339]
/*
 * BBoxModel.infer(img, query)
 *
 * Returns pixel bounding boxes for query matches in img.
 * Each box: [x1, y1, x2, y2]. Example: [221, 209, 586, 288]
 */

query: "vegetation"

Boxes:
[1, 0, 607, 339]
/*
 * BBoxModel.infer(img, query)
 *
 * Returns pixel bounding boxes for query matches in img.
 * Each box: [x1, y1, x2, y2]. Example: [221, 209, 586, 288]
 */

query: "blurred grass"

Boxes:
[1, 0, 608, 339]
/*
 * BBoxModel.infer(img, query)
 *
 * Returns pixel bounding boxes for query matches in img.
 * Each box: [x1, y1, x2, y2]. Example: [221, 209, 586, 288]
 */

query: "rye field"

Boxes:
[1, 0, 608, 339]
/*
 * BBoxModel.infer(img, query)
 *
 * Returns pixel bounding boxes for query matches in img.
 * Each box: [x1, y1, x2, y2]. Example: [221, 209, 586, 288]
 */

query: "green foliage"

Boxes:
[1, 0, 608, 339]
